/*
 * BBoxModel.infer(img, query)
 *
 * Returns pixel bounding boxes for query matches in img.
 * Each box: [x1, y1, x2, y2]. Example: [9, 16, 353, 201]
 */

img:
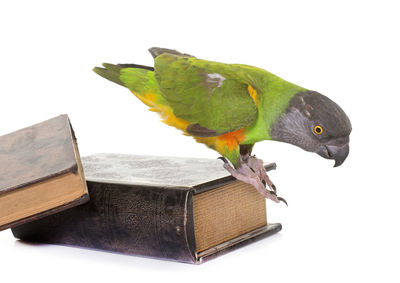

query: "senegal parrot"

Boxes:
[93, 47, 352, 205]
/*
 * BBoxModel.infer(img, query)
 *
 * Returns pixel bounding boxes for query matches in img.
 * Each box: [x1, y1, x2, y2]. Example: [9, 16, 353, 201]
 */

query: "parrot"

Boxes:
[93, 47, 352, 205]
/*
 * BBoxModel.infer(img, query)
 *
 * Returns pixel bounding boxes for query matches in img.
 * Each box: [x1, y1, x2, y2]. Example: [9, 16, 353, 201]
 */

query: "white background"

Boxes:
[1, 0, 399, 282]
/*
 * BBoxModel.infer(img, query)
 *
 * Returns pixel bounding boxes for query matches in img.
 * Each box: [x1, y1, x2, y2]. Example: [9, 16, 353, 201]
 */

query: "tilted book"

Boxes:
[0, 115, 88, 231]
[12, 153, 281, 264]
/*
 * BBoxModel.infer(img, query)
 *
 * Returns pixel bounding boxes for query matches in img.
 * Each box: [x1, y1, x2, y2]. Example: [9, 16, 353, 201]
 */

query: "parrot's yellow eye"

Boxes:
[313, 125, 324, 135]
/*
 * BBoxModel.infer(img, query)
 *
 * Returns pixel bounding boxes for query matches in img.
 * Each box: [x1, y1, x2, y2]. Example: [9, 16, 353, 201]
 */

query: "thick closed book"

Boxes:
[12, 153, 281, 264]
[0, 115, 88, 231]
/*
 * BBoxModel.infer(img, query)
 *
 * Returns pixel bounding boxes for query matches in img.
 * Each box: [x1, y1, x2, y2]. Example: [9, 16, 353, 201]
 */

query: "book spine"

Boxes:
[12, 181, 197, 263]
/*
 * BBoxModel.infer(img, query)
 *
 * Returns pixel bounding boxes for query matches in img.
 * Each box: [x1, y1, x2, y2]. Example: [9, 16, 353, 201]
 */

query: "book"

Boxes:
[12, 153, 282, 264]
[0, 115, 89, 231]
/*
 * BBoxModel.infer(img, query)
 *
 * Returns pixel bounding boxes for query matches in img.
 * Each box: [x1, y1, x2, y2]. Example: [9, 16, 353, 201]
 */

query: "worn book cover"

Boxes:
[12, 153, 281, 264]
[0, 115, 89, 231]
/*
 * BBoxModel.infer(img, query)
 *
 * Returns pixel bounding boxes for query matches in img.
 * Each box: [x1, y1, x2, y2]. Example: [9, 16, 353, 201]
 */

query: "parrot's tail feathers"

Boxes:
[93, 63, 154, 87]
[94, 62, 167, 117]
[149, 47, 194, 59]
[93, 63, 124, 87]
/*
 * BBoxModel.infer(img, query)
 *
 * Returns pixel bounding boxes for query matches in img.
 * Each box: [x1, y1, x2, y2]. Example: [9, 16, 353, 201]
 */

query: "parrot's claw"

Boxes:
[277, 197, 288, 206]
[222, 160, 286, 204]
[262, 181, 276, 194]
[217, 156, 229, 164]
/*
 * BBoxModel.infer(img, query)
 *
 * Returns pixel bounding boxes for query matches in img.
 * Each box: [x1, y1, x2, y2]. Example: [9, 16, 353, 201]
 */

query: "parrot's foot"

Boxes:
[219, 156, 287, 205]
[246, 155, 276, 192]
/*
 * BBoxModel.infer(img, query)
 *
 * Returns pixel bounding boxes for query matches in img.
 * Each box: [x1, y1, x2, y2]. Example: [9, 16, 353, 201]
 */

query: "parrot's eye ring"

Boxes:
[313, 125, 324, 135]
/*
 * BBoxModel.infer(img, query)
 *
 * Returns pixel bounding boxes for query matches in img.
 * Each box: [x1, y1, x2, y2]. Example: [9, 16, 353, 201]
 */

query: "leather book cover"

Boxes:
[12, 154, 281, 264]
[0, 115, 89, 231]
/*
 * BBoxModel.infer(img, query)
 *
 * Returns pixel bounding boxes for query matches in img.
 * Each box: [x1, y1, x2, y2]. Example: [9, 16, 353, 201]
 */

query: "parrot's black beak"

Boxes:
[317, 143, 349, 167]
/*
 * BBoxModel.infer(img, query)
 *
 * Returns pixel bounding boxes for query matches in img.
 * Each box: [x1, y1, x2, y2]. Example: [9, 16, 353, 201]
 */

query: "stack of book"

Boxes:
[0, 115, 281, 264]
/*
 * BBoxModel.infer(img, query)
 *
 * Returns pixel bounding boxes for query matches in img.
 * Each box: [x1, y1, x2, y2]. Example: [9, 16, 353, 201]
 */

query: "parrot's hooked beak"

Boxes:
[317, 143, 349, 167]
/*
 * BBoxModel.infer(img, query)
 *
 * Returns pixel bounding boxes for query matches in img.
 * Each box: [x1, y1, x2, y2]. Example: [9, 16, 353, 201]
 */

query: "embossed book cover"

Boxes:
[12, 153, 281, 264]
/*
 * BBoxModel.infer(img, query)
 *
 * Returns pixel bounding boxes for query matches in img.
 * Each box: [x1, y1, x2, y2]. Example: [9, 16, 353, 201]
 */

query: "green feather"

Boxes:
[154, 54, 259, 134]
[242, 77, 306, 144]
[93, 63, 124, 86]
[122, 69, 156, 93]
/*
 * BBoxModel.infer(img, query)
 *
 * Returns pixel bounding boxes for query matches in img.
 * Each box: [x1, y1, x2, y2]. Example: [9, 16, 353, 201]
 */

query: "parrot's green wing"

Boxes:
[153, 53, 258, 135]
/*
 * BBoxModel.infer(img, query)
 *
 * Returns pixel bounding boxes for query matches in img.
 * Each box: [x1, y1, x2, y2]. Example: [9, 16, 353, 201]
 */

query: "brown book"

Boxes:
[12, 154, 281, 264]
[0, 115, 89, 231]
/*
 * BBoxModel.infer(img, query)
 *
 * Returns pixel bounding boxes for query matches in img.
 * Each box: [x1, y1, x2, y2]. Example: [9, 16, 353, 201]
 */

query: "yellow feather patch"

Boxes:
[248, 85, 258, 106]
[131, 91, 157, 107]
[131, 90, 190, 131]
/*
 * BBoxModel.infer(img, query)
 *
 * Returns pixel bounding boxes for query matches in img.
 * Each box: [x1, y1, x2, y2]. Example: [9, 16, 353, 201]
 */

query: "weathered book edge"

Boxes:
[0, 194, 89, 231]
[196, 223, 282, 264]
[0, 116, 89, 231]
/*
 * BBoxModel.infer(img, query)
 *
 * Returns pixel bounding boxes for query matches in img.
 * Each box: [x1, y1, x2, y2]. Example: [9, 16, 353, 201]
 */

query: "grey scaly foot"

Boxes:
[218, 157, 281, 203]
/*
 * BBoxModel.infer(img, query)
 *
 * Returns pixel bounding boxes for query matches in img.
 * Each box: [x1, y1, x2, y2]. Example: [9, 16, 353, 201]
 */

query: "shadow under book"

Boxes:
[12, 153, 281, 264]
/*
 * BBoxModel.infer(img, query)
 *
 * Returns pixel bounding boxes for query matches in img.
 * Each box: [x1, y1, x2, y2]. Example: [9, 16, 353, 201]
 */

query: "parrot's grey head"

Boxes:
[270, 91, 352, 167]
